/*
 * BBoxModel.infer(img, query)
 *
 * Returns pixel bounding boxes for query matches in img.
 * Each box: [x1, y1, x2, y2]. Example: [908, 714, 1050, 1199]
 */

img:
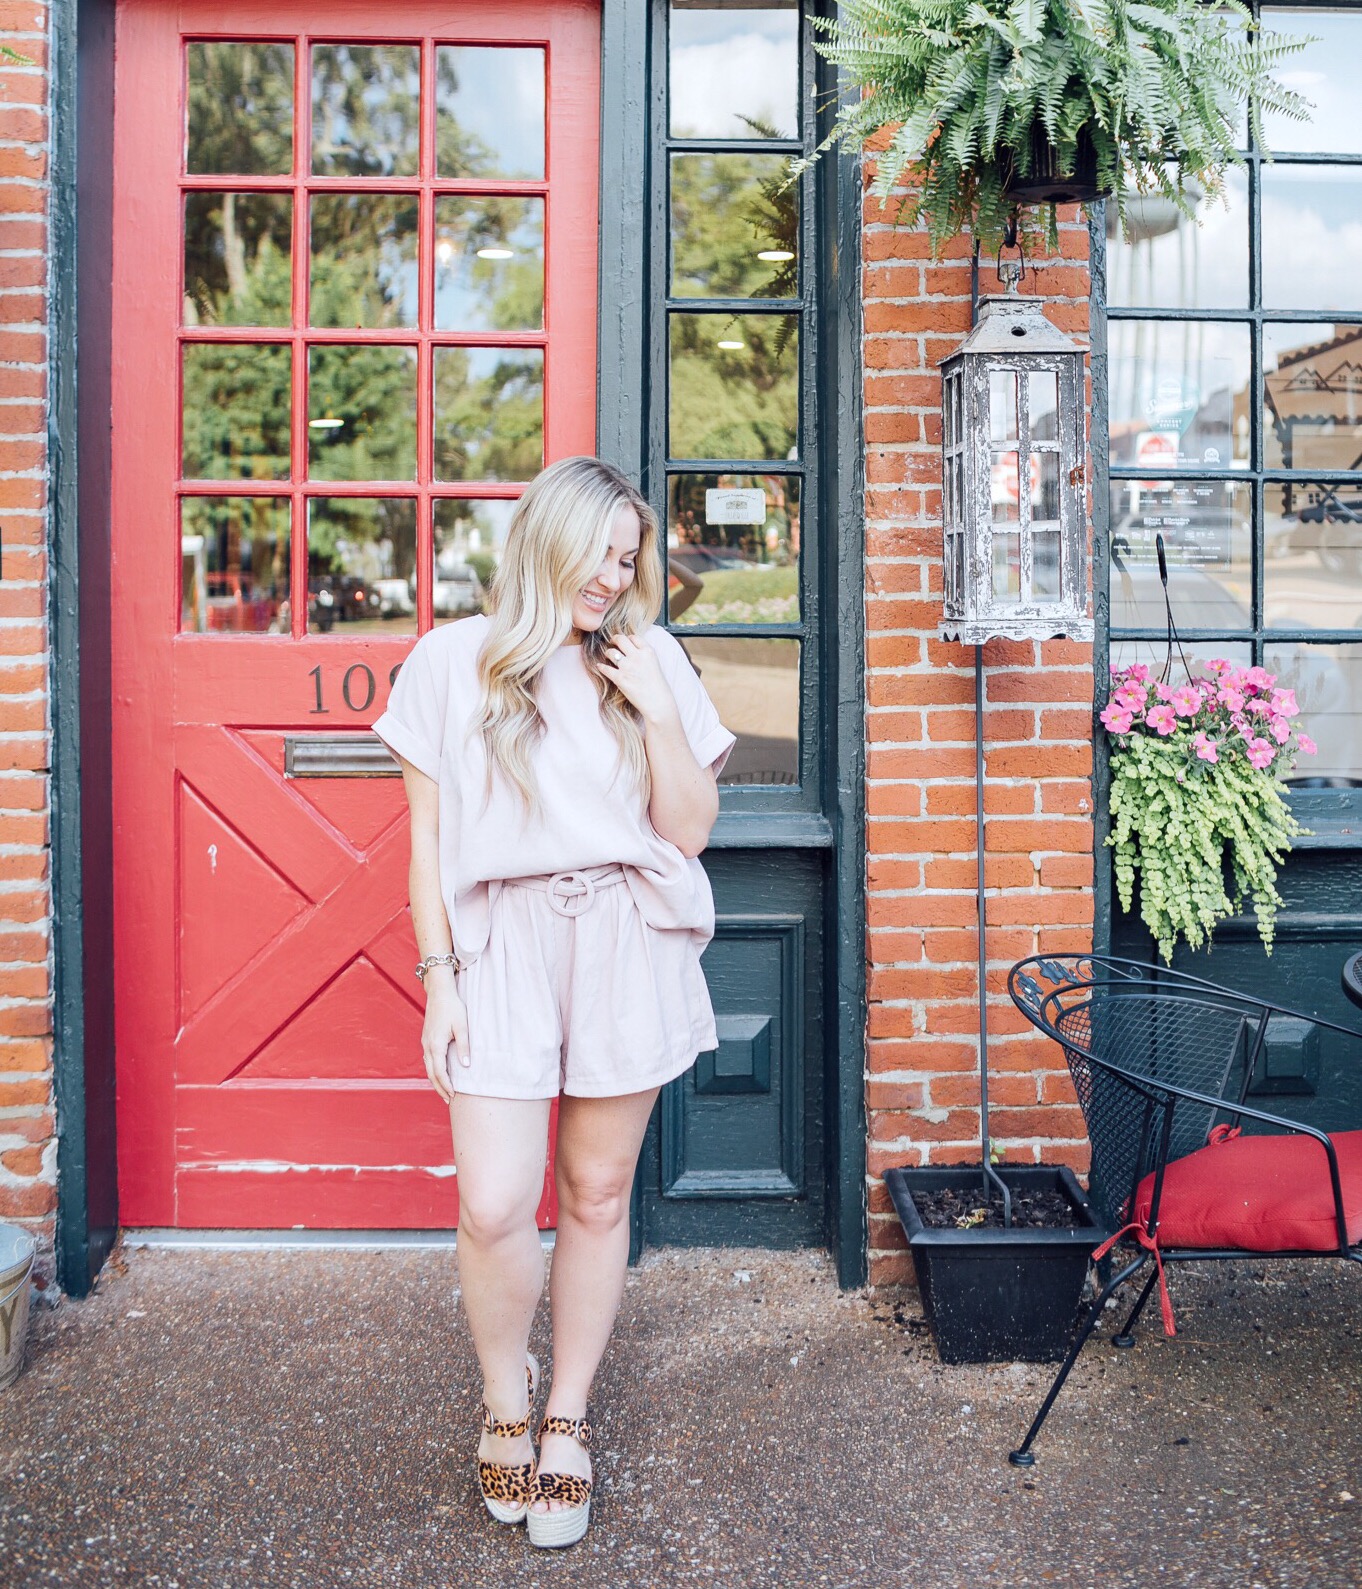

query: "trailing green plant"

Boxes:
[800, 0, 1311, 253]
[1102, 661, 1315, 962]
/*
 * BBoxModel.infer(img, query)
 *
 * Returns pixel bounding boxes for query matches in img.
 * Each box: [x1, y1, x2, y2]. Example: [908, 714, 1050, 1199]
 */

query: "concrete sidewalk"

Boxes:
[1, 1242, 1361, 1588]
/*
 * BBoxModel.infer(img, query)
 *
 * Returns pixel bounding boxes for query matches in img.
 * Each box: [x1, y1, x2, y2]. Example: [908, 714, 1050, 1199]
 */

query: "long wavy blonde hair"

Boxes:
[475, 456, 664, 816]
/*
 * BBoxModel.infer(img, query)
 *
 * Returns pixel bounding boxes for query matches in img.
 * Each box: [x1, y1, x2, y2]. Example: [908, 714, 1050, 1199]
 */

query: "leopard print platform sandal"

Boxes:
[476, 1353, 540, 1526]
[526, 1414, 593, 1549]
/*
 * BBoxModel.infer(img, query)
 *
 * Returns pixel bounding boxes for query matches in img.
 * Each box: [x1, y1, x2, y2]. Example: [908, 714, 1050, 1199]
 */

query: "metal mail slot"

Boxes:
[284, 733, 401, 779]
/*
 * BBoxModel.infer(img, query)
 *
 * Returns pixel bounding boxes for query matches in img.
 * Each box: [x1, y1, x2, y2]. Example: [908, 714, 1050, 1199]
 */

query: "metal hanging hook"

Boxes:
[996, 208, 1026, 293]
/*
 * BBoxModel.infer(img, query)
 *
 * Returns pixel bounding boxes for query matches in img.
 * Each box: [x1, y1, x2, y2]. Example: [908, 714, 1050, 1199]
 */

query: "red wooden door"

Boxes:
[111, 0, 599, 1226]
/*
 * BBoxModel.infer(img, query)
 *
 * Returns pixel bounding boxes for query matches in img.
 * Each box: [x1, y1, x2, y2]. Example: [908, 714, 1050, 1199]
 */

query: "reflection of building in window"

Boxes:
[1265, 326, 1362, 473]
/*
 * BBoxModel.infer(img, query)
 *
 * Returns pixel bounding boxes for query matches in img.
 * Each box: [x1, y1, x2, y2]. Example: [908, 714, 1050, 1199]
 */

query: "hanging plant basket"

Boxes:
[1004, 126, 1108, 208]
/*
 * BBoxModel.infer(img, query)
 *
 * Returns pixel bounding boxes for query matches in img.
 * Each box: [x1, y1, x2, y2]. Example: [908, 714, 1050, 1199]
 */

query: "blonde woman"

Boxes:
[373, 456, 734, 1549]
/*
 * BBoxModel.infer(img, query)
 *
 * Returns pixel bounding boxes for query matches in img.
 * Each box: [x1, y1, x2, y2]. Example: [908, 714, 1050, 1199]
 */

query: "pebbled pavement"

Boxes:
[1, 1242, 1361, 1588]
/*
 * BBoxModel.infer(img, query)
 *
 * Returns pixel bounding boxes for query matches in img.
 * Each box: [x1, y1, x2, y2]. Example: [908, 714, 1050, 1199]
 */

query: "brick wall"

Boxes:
[860, 186, 1097, 1285]
[0, 2, 55, 1284]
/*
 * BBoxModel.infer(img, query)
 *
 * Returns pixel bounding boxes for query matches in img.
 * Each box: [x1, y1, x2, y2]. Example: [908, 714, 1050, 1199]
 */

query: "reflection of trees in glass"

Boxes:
[308, 499, 416, 583]
[311, 45, 420, 177]
[309, 194, 418, 329]
[434, 348, 544, 481]
[435, 47, 544, 179]
[435, 197, 544, 331]
[671, 145, 797, 301]
[670, 314, 798, 461]
[181, 496, 290, 632]
[187, 42, 293, 175]
[182, 343, 292, 480]
[184, 193, 292, 327]
[308, 346, 417, 482]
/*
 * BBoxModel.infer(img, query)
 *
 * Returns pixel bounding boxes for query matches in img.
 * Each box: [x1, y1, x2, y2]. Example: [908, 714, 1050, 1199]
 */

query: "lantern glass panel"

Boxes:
[993, 533, 1021, 600]
[1028, 370, 1059, 438]
[990, 372, 1018, 443]
[992, 451, 1021, 523]
[1033, 529, 1063, 598]
[1033, 452, 1060, 521]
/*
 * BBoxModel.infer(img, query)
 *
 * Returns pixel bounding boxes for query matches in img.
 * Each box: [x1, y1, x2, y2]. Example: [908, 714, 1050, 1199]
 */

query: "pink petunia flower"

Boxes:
[1244, 666, 1274, 691]
[1299, 732, 1318, 756]
[1248, 698, 1270, 716]
[1219, 686, 1246, 714]
[1270, 687, 1299, 717]
[1154, 681, 1176, 703]
[1170, 685, 1203, 718]
[1205, 658, 1232, 676]
[1113, 683, 1148, 712]
[1125, 663, 1151, 683]
[1246, 737, 1276, 770]
[1100, 703, 1135, 734]
[1269, 715, 1291, 745]
[1145, 704, 1178, 736]
[1193, 732, 1219, 763]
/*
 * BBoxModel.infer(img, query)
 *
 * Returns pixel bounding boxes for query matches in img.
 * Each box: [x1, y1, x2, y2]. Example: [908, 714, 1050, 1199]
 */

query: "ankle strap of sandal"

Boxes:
[539, 1413, 593, 1449]
[482, 1405, 533, 1437]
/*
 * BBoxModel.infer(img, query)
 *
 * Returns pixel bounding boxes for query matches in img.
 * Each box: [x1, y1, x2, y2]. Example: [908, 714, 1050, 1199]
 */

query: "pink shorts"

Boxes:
[451, 864, 718, 1100]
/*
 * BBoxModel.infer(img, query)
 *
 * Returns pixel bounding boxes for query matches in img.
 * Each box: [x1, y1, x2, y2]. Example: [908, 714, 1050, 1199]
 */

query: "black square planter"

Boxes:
[885, 1166, 1104, 1365]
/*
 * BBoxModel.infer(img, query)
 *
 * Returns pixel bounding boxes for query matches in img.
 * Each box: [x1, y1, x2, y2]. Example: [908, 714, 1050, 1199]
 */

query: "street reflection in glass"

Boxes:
[1265, 482, 1362, 631]
[187, 42, 294, 176]
[182, 342, 291, 480]
[306, 498, 417, 635]
[1106, 168, 1247, 310]
[1260, 8, 1362, 155]
[1108, 481, 1252, 629]
[434, 197, 544, 331]
[1261, 167, 1362, 312]
[670, 153, 798, 299]
[432, 499, 517, 623]
[678, 636, 799, 785]
[670, 314, 798, 461]
[666, 474, 799, 625]
[180, 497, 290, 634]
[669, 5, 798, 140]
[1108, 321, 1249, 469]
[311, 45, 420, 177]
[1265, 322, 1362, 470]
[436, 47, 545, 179]
[309, 194, 418, 329]
[1266, 643, 1362, 783]
[433, 346, 544, 482]
[307, 344, 417, 481]
[184, 193, 292, 327]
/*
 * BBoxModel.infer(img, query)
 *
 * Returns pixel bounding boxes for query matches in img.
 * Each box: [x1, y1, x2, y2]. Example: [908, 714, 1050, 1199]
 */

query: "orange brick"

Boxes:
[924, 855, 1034, 891]
[0, 1143, 43, 1176]
[0, 1072, 51, 1104]
[932, 1073, 1035, 1108]
[1038, 854, 1094, 889]
[985, 817, 1090, 853]
[866, 783, 923, 819]
[0, 700, 44, 733]
[867, 672, 975, 708]
[0, 1180, 55, 1218]
[988, 668, 1091, 703]
[989, 1105, 1087, 1139]
[867, 1250, 915, 1288]
[865, 708, 924, 741]
[871, 1108, 980, 1145]
[1040, 781, 1094, 815]
[867, 928, 924, 964]
[987, 745, 1092, 780]
[865, 861, 923, 895]
[866, 1079, 928, 1111]
[0, 146, 46, 180]
[869, 964, 977, 1001]
[868, 746, 976, 780]
[0, 1039, 50, 1073]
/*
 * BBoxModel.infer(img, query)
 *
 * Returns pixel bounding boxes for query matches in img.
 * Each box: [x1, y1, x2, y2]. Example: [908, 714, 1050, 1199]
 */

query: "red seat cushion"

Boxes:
[1131, 1128, 1362, 1253]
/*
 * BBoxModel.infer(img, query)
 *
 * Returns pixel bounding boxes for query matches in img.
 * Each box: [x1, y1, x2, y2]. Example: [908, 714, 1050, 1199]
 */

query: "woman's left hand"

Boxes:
[598, 633, 676, 725]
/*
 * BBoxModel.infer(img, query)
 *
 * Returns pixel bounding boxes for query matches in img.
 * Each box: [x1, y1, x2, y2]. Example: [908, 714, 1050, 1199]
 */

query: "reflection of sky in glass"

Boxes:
[669, 7, 798, 139]
[1261, 168, 1362, 312]
[434, 197, 544, 331]
[434, 498, 517, 564]
[310, 45, 420, 176]
[1108, 322, 1250, 468]
[1106, 168, 1247, 310]
[1108, 481, 1251, 629]
[1266, 643, 1362, 780]
[436, 48, 544, 179]
[1261, 8, 1362, 154]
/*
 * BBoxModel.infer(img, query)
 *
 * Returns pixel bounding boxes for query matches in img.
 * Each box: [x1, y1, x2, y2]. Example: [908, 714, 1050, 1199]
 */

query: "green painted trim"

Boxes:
[1089, 206, 1113, 959]
[47, 0, 87, 1296]
[817, 16, 868, 1289]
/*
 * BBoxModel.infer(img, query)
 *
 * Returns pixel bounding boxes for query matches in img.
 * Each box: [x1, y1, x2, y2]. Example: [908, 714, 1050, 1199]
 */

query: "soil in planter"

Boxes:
[914, 1183, 1079, 1231]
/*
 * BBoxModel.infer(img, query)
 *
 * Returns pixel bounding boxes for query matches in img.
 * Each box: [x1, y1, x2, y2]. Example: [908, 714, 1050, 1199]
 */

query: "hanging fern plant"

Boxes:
[802, 0, 1312, 253]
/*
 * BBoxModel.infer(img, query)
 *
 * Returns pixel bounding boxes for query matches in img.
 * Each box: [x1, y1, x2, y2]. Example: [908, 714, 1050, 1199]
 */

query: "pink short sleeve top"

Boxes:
[372, 616, 736, 966]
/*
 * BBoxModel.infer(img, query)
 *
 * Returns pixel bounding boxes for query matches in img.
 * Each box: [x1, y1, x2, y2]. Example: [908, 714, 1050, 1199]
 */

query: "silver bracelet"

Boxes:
[415, 952, 460, 983]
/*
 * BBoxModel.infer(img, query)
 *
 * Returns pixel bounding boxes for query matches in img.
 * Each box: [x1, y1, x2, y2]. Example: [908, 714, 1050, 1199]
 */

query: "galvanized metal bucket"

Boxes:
[0, 1223, 36, 1389]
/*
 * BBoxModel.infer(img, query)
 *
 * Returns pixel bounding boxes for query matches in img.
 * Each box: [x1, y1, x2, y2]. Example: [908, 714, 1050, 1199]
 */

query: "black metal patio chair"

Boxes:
[1005, 952, 1362, 1467]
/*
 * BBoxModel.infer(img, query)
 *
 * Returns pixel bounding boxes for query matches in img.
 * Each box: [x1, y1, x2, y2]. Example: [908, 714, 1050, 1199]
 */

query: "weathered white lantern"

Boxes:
[939, 288, 1092, 644]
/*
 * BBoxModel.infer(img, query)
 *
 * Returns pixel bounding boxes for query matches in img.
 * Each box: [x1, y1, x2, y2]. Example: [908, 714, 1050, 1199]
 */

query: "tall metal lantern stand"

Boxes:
[939, 261, 1093, 1221]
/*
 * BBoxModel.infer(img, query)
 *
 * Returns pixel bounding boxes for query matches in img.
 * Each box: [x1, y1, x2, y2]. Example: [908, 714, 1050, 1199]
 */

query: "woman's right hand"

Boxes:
[421, 972, 470, 1104]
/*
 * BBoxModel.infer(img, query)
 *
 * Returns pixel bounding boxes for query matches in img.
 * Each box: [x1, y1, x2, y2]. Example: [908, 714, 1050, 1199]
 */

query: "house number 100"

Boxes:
[308, 663, 402, 715]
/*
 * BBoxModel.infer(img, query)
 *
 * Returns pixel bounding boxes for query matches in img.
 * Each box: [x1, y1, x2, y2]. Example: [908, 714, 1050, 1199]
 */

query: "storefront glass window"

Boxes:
[1107, 2, 1362, 782]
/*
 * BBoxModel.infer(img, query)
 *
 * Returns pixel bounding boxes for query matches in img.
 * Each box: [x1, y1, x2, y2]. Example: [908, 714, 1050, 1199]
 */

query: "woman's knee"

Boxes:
[556, 1168, 632, 1233]
[456, 1180, 541, 1247]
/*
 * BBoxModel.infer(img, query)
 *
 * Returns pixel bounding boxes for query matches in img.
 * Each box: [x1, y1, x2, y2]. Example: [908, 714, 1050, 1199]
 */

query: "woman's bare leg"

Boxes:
[532, 1086, 659, 1511]
[450, 1094, 553, 1473]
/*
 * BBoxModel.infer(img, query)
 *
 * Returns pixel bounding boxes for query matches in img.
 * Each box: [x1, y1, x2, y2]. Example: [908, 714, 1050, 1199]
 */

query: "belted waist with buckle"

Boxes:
[503, 864, 626, 918]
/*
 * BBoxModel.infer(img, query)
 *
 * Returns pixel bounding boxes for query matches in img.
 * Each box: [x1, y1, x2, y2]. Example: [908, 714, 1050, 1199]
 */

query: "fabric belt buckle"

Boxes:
[547, 870, 595, 918]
